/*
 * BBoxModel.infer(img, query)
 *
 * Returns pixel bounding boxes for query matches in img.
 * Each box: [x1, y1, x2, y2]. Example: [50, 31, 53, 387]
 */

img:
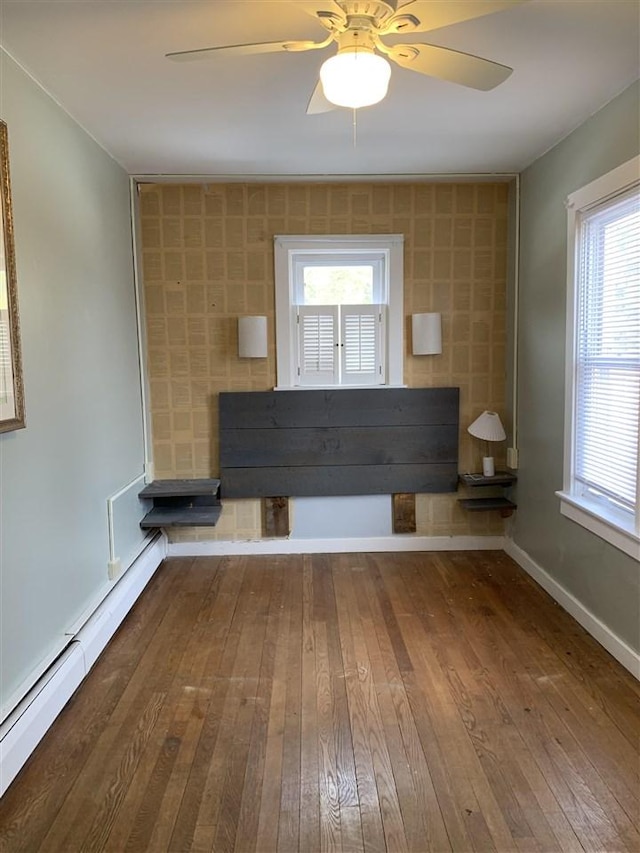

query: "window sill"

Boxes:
[556, 491, 639, 561]
[273, 384, 408, 391]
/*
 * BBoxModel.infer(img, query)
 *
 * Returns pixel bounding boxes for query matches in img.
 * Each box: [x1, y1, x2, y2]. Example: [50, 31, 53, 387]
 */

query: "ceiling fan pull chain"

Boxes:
[353, 108, 358, 148]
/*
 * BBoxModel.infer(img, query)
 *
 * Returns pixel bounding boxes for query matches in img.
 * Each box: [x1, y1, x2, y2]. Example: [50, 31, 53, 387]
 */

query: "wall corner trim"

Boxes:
[0, 533, 167, 797]
[504, 538, 640, 680]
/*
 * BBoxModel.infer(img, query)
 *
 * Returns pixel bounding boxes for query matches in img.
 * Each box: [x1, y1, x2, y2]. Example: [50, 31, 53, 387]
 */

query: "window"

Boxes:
[558, 156, 640, 560]
[274, 235, 404, 388]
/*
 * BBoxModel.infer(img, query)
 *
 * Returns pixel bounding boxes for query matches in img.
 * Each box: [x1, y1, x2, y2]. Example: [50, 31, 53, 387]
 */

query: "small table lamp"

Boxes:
[468, 411, 506, 477]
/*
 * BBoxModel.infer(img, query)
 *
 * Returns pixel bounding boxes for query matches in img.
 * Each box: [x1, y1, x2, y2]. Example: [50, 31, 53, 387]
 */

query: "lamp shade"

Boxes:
[467, 411, 506, 442]
[238, 315, 267, 358]
[412, 313, 442, 355]
[320, 50, 391, 109]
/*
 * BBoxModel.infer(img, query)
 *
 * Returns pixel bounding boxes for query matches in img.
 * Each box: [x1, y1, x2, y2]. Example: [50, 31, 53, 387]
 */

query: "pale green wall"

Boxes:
[513, 80, 640, 652]
[0, 54, 146, 715]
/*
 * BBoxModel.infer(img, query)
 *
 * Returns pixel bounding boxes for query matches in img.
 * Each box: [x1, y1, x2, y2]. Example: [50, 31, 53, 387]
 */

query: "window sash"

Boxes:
[574, 190, 640, 517]
[559, 156, 640, 559]
[292, 253, 385, 305]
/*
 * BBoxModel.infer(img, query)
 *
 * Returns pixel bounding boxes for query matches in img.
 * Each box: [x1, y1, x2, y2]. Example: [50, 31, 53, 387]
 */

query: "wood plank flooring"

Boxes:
[1, 551, 638, 852]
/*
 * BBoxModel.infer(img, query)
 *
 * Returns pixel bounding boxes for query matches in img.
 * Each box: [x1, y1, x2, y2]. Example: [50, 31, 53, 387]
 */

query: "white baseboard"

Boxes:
[0, 534, 166, 797]
[504, 538, 640, 679]
[168, 534, 505, 557]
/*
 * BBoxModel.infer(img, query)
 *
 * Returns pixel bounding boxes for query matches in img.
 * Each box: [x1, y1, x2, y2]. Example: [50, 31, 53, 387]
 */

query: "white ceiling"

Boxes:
[1, 0, 638, 178]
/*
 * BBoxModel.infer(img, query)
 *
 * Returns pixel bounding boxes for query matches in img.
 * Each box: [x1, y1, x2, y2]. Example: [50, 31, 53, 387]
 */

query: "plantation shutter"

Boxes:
[297, 305, 339, 385]
[296, 305, 384, 386]
[341, 305, 384, 386]
[574, 187, 640, 516]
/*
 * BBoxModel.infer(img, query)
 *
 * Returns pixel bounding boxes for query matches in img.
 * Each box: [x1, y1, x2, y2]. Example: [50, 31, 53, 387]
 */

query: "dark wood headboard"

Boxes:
[218, 387, 459, 498]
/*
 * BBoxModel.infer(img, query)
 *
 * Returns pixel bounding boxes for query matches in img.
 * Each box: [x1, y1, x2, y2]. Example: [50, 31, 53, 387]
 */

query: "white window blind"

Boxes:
[0, 309, 13, 404]
[574, 188, 640, 517]
[297, 304, 384, 387]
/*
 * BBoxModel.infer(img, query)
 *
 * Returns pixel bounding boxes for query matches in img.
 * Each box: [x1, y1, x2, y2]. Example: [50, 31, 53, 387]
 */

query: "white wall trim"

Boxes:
[168, 534, 506, 557]
[0, 533, 166, 797]
[130, 179, 154, 483]
[133, 172, 517, 184]
[504, 538, 640, 680]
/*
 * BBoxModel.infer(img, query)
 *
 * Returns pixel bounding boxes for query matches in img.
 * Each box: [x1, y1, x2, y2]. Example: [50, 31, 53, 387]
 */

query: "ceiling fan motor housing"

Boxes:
[321, 1, 421, 37]
[337, 1, 396, 25]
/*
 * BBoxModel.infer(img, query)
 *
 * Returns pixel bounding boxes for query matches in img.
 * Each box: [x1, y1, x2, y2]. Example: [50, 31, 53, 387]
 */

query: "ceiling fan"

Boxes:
[166, 0, 527, 113]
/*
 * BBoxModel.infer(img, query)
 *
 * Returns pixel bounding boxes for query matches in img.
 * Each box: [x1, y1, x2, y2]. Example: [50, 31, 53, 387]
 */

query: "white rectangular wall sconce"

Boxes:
[412, 312, 442, 355]
[238, 315, 268, 358]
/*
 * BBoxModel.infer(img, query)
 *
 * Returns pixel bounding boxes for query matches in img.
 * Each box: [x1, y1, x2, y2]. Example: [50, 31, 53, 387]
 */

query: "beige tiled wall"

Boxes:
[139, 181, 509, 540]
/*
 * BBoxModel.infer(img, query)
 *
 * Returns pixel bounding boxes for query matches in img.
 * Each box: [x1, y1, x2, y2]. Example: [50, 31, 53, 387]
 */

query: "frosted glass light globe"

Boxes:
[320, 51, 391, 109]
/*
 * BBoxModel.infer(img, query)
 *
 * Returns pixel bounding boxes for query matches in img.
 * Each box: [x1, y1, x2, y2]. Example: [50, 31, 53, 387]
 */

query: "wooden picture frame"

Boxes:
[0, 120, 25, 432]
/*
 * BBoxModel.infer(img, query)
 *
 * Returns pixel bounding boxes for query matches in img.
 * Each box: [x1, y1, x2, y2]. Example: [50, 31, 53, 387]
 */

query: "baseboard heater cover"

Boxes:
[0, 533, 166, 797]
[0, 643, 85, 797]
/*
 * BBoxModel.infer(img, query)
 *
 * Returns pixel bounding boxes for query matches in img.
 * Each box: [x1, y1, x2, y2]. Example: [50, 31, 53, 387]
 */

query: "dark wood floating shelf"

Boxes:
[459, 496, 517, 512]
[139, 478, 221, 529]
[459, 472, 517, 488]
[458, 471, 517, 517]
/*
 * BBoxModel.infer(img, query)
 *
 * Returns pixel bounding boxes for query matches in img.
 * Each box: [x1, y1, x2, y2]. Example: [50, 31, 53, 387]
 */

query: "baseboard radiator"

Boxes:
[0, 533, 166, 797]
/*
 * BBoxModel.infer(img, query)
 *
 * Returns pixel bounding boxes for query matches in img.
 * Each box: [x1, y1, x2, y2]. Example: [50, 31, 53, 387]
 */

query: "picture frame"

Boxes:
[0, 120, 25, 433]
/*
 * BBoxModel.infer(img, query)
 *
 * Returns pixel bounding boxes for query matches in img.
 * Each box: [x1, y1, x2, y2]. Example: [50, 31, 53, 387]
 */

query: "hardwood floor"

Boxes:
[1, 551, 638, 852]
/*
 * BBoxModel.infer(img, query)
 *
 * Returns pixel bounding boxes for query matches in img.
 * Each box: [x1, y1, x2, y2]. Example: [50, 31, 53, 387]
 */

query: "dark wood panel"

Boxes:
[219, 387, 459, 430]
[221, 463, 459, 498]
[219, 387, 460, 498]
[220, 424, 457, 468]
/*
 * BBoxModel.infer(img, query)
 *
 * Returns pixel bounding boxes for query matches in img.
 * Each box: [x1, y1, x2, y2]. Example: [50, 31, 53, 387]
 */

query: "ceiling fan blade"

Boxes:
[384, 1, 527, 35]
[388, 42, 512, 90]
[166, 39, 319, 62]
[306, 80, 336, 114]
[294, 1, 347, 24]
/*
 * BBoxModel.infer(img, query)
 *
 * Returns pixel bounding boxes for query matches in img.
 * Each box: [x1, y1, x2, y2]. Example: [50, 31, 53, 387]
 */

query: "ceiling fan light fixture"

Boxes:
[320, 50, 391, 109]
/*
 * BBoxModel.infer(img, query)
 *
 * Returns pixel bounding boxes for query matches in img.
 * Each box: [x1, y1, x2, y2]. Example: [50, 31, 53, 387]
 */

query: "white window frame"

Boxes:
[557, 155, 640, 561]
[274, 234, 404, 389]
